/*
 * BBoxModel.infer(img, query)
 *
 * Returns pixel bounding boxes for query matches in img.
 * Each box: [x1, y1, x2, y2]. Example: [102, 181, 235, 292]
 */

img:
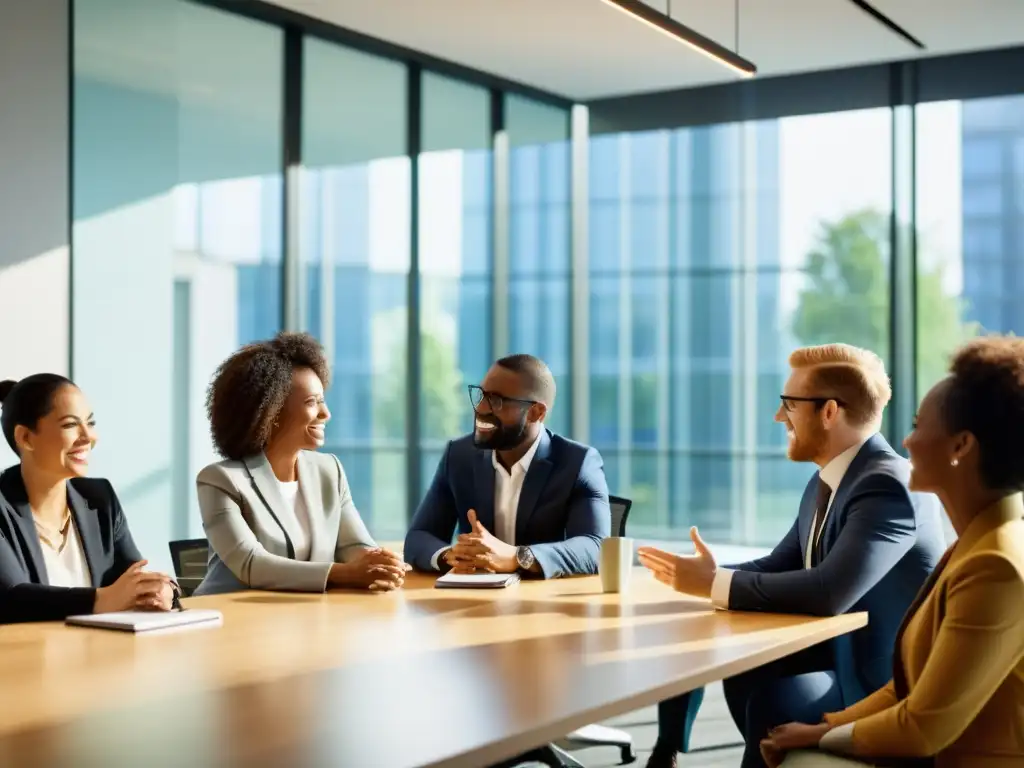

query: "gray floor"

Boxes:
[528, 682, 744, 767]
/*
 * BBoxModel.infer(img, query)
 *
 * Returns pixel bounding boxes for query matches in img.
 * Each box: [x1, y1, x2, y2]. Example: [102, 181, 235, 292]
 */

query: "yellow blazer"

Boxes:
[822, 493, 1024, 767]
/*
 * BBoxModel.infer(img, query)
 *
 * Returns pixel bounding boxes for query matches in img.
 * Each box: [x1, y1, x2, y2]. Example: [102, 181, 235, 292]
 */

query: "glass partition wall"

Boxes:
[298, 40, 410, 539]
[417, 74, 494, 500]
[506, 95, 573, 435]
[588, 110, 894, 543]
[914, 94, 1024, 398]
[73, 0, 284, 567]
[71, 0, 1024, 558]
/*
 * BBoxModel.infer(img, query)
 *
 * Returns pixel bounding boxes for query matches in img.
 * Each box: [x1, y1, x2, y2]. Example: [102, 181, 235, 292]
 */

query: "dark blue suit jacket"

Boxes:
[404, 429, 611, 578]
[727, 434, 946, 705]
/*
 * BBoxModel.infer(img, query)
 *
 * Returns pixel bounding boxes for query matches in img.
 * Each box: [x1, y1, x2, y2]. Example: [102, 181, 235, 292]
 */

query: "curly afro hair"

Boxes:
[207, 332, 330, 460]
[943, 335, 1024, 491]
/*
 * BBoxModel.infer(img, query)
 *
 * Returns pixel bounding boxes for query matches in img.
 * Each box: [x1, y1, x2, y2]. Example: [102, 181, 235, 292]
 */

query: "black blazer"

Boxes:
[0, 465, 143, 623]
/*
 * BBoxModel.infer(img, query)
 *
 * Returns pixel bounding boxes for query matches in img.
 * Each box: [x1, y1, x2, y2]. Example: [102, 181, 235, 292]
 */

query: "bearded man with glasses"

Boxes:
[404, 354, 610, 579]
[640, 344, 946, 768]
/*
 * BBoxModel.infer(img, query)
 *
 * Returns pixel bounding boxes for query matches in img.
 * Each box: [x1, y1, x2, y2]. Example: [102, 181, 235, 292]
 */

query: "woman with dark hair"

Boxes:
[0, 374, 175, 623]
[194, 332, 407, 596]
[762, 336, 1024, 768]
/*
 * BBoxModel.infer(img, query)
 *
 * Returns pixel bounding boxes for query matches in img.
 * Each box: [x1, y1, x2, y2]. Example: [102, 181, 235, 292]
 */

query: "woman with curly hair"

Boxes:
[762, 336, 1024, 768]
[193, 332, 407, 596]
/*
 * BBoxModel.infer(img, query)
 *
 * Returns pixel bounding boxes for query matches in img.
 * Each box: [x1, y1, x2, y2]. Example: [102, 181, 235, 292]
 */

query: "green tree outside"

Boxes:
[417, 329, 465, 440]
[790, 208, 976, 401]
[374, 308, 464, 442]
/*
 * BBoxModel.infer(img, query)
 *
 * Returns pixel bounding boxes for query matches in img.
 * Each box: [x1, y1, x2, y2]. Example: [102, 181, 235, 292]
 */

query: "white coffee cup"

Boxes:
[600, 536, 634, 593]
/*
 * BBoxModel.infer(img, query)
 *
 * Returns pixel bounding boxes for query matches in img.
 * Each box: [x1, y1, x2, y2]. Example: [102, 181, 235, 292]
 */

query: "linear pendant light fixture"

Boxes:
[599, 0, 757, 77]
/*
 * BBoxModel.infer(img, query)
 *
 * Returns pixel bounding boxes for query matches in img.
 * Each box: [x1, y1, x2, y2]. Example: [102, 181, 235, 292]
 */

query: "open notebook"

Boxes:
[66, 609, 223, 633]
[435, 572, 521, 589]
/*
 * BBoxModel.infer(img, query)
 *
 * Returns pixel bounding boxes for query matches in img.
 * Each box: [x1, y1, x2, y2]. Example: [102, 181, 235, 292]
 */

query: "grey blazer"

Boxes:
[193, 451, 376, 596]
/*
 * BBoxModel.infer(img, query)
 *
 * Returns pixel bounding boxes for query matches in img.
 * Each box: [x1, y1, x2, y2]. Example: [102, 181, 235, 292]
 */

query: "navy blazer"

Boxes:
[404, 429, 611, 578]
[0, 465, 143, 623]
[726, 433, 946, 705]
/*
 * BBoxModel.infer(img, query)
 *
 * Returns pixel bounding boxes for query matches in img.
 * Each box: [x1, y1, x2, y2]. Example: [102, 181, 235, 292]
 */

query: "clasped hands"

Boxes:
[94, 560, 176, 613]
[331, 547, 411, 592]
[443, 509, 518, 574]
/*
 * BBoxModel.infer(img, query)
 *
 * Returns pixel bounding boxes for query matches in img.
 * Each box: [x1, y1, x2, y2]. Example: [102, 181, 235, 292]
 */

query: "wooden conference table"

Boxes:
[0, 569, 866, 767]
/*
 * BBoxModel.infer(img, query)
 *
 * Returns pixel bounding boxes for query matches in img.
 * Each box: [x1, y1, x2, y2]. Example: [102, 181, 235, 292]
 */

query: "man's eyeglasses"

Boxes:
[780, 395, 846, 412]
[468, 385, 537, 413]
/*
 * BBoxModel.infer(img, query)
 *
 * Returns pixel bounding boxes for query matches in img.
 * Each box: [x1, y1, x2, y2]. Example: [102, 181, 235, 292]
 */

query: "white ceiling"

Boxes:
[270, 0, 1024, 100]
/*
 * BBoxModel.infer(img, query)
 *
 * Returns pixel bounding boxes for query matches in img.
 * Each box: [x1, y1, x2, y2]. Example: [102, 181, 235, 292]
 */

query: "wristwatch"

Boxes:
[515, 546, 535, 572]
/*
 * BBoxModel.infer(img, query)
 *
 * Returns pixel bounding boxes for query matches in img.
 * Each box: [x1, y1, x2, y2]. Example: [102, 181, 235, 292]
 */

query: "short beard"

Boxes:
[788, 425, 827, 464]
[473, 410, 529, 451]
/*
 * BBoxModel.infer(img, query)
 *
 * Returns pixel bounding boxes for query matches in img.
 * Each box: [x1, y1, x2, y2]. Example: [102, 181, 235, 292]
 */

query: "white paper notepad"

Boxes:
[66, 609, 223, 633]
[434, 572, 521, 589]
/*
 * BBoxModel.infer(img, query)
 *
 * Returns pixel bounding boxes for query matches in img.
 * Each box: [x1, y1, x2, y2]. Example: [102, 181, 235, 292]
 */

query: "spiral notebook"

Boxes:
[434, 572, 520, 589]
[66, 609, 223, 633]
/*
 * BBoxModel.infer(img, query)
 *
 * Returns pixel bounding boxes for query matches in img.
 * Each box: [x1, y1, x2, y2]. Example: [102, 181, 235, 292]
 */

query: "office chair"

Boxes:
[609, 494, 632, 538]
[168, 538, 209, 596]
[557, 495, 637, 765]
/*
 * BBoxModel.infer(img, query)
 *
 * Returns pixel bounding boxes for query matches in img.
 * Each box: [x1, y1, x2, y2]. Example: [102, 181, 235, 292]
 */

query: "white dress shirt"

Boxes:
[276, 478, 312, 562]
[39, 518, 93, 589]
[710, 436, 870, 609]
[432, 433, 543, 570]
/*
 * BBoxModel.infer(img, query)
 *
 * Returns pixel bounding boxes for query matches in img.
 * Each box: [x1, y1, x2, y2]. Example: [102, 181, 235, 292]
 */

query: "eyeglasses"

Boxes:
[780, 395, 846, 412]
[468, 385, 537, 413]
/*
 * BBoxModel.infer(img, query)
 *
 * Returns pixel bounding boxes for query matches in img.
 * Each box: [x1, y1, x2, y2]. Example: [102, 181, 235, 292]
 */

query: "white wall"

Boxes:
[0, 0, 70, 467]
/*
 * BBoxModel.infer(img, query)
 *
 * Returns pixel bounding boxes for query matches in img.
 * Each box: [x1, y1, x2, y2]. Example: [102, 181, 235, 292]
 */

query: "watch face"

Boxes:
[517, 547, 534, 569]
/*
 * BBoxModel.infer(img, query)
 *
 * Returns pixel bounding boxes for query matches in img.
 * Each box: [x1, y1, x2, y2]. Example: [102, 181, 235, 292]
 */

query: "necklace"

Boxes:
[34, 507, 72, 554]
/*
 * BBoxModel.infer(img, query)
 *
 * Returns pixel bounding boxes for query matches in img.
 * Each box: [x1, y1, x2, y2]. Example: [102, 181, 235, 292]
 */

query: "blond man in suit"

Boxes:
[640, 344, 944, 768]
[762, 336, 1024, 768]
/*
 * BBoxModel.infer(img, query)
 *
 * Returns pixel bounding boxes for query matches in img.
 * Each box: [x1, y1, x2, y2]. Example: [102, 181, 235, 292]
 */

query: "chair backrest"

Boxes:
[609, 495, 632, 537]
[168, 538, 209, 579]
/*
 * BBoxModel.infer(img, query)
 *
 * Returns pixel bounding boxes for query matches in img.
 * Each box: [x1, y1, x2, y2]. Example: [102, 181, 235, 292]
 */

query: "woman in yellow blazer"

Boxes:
[762, 336, 1024, 768]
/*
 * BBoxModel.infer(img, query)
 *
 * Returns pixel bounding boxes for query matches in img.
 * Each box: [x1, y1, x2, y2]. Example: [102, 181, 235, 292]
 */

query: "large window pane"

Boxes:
[73, 0, 283, 568]
[300, 39, 409, 539]
[588, 109, 893, 546]
[418, 73, 492, 494]
[506, 95, 572, 435]
[915, 95, 1024, 400]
